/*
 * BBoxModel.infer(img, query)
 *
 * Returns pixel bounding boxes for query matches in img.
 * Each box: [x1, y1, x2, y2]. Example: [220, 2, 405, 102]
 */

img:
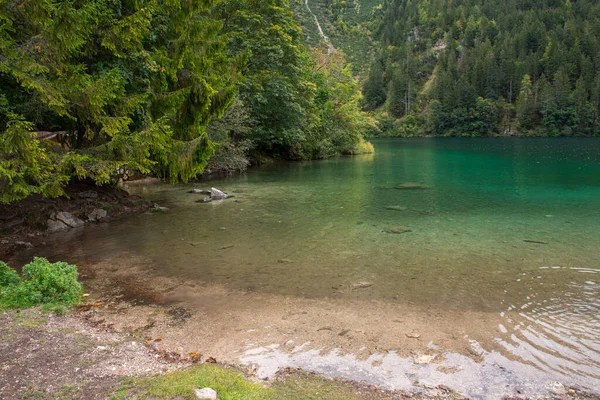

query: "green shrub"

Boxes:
[346, 138, 375, 155]
[0, 261, 20, 287]
[0, 258, 83, 310]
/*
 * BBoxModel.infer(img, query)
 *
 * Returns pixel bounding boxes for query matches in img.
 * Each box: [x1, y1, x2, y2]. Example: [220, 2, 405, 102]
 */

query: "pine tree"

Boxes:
[0, 0, 242, 202]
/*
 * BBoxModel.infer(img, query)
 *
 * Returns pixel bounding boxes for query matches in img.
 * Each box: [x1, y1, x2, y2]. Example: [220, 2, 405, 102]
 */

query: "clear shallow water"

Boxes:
[12, 138, 600, 395]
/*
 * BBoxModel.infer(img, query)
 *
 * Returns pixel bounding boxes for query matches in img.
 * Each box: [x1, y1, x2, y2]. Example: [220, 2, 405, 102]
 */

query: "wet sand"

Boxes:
[73, 255, 599, 399]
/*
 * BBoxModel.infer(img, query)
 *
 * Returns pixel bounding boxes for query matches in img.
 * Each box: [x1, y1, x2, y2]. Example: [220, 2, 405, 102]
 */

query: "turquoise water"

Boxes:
[11, 137, 600, 393]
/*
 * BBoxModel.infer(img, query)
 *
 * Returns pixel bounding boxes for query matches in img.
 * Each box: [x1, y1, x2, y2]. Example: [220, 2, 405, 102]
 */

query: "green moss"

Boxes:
[111, 365, 364, 400]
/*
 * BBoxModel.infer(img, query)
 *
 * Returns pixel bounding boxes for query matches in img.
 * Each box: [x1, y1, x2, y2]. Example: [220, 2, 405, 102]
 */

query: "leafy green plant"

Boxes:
[0, 261, 20, 287]
[0, 258, 83, 311]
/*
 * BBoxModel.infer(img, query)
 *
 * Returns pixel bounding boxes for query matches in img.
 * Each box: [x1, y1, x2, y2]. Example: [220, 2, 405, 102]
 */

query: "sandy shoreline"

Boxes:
[53, 255, 597, 399]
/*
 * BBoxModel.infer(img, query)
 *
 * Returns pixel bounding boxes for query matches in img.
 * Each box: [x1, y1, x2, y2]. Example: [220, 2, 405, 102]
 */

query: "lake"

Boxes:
[12, 138, 600, 397]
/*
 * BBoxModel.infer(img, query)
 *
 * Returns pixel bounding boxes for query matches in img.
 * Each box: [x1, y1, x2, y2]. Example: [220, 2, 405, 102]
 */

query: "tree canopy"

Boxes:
[0, 0, 374, 203]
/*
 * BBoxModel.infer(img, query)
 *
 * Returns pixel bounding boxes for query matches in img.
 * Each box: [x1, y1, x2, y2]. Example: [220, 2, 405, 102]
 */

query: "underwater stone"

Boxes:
[385, 205, 408, 211]
[387, 226, 412, 234]
[395, 182, 430, 190]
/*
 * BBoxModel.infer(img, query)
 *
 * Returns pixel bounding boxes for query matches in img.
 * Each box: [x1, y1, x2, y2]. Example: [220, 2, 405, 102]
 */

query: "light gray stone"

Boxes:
[88, 208, 108, 222]
[548, 381, 567, 395]
[153, 204, 169, 212]
[189, 188, 211, 194]
[47, 219, 69, 232]
[352, 282, 373, 289]
[210, 187, 228, 200]
[56, 211, 85, 228]
[194, 388, 218, 399]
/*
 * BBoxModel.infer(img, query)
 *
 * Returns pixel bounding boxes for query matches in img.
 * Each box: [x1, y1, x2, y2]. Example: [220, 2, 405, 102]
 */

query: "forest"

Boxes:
[361, 0, 600, 137]
[0, 0, 374, 203]
[3, 0, 600, 203]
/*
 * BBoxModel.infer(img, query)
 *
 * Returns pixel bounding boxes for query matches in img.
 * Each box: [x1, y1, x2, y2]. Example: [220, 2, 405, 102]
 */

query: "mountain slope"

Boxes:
[362, 0, 600, 137]
[291, 0, 384, 74]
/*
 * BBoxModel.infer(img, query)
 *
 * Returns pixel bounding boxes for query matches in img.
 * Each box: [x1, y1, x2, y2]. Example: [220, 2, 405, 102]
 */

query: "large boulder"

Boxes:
[56, 211, 85, 228]
[47, 219, 69, 232]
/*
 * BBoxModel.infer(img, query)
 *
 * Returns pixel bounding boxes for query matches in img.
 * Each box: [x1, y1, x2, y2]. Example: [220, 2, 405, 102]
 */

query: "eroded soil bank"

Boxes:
[0, 181, 153, 259]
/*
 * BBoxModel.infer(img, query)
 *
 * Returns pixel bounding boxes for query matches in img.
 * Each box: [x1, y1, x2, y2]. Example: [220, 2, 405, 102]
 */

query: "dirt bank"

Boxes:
[0, 181, 153, 258]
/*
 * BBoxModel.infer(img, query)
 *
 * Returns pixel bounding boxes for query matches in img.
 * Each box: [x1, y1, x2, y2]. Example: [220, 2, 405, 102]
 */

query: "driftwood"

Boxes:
[36, 131, 69, 141]
[35, 131, 72, 148]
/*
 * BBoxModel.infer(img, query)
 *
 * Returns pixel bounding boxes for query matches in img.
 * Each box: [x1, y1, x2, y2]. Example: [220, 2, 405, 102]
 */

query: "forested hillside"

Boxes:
[0, 0, 374, 203]
[290, 0, 385, 74]
[362, 0, 600, 137]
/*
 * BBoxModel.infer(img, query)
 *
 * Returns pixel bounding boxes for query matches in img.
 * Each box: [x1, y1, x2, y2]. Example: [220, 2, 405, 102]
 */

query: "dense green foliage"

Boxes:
[0, 257, 83, 310]
[0, 261, 20, 287]
[0, 0, 242, 202]
[0, 0, 374, 202]
[362, 0, 600, 137]
[206, 0, 376, 165]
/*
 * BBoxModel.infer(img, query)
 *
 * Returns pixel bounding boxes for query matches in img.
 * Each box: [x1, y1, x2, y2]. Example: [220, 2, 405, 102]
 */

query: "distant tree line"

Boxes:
[362, 0, 600, 137]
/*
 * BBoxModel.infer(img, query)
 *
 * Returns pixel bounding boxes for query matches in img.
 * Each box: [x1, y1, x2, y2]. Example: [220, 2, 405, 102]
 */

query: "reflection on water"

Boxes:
[9, 138, 600, 395]
[496, 267, 600, 384]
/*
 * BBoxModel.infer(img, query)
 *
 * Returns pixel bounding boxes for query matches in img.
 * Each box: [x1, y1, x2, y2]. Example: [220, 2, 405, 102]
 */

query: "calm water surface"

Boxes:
[13, 138, 600, 394]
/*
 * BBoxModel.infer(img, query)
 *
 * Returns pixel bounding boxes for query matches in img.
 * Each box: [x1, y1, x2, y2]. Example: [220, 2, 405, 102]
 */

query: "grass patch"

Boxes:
[111, 365, 362, 400]
[112, 365, 271, 399]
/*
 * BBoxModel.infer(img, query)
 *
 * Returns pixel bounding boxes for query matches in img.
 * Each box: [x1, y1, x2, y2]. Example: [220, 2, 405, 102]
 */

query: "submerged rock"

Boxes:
[210, 187, 229, 200]
[352, 282, 373, 289]
[387, 226, 412, 234]
[56, 211, 84, 228]
[384, 205, 408, 211]
[395, 182, 430, 190]
[197, 187, 233, 203]
[189, 188, 212, 194]
[153, 204, 169, 212]
[523, 239, 549, 244]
